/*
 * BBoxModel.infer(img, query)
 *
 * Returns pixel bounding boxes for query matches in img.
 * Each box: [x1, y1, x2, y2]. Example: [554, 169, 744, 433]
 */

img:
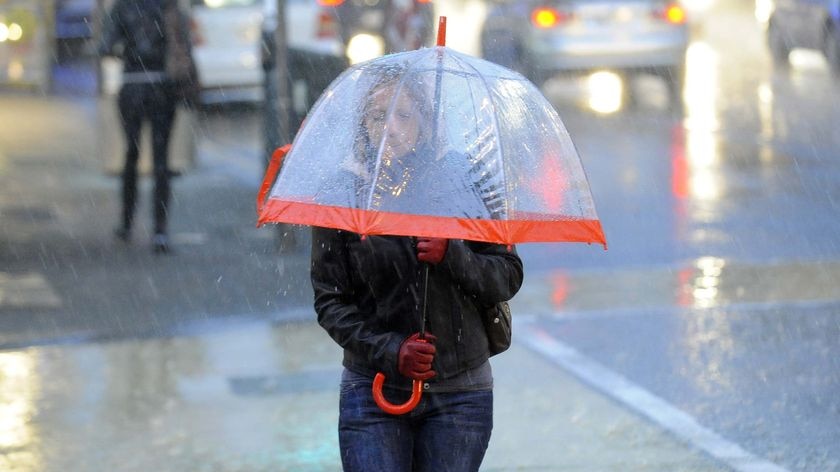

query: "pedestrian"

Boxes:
[329, 67, 496, 219]
[311, 67, 524, 471]
[99, 0, 196, 254]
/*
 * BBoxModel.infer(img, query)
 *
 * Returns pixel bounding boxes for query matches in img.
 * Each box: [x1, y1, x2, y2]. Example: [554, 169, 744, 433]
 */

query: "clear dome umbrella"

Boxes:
[257, 18, 606, 414]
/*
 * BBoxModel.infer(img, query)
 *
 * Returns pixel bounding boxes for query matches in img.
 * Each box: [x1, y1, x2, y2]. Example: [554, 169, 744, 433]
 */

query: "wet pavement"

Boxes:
[3, 1, 840, 468]
[0, 91, 733, 471]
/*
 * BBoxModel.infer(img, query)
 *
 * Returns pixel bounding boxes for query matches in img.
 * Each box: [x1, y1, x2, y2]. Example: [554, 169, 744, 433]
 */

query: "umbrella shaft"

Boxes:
[420, 263, 430, 338]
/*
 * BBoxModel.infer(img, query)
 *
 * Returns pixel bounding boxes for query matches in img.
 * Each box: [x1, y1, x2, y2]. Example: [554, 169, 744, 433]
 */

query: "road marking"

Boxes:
[0, 272, 61, 309]
[520, 322, 790, 472]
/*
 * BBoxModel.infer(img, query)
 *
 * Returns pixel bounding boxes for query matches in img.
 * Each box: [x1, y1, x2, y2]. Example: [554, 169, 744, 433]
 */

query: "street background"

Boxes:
[1, 0, 839, 471]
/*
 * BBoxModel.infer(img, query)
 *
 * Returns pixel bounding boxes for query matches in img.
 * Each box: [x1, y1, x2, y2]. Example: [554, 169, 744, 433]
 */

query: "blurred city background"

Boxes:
[1, 0, 839, 470]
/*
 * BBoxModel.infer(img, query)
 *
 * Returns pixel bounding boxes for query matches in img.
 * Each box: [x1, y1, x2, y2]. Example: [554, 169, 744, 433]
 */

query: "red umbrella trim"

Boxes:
[257, 198, 606, 248]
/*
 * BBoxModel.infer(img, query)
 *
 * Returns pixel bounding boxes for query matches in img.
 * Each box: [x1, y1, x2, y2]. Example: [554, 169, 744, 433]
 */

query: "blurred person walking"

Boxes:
[99, 0, 197, 253]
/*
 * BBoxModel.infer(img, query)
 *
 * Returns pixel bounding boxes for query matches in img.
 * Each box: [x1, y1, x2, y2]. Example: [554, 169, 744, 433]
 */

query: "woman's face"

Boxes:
[364, 85, 422, 159]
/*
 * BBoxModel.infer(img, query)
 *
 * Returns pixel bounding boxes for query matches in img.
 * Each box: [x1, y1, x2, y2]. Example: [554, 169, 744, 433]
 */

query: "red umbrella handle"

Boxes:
[257, 144, 290, 215]
[372, 373, 423, 415]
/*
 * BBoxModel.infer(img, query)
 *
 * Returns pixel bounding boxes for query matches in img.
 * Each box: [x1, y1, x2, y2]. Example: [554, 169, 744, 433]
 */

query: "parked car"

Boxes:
[766, 0, 840, 72]
[189, 0, 344, 102]
[190, 0, 433, 103]
[480, 0, 689, 96]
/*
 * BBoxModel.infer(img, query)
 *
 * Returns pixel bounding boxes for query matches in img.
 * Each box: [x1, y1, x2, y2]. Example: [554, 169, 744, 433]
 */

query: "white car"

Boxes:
[189, 0, 343, 102]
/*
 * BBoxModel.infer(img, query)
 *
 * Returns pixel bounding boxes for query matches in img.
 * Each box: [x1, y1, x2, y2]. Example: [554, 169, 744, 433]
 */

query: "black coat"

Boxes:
[311, 228, 523, 387]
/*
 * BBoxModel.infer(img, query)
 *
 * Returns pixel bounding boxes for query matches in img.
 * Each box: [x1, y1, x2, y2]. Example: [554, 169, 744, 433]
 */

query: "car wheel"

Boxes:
[768, 21, 791, 67]
[824, 27, 840, 74]
[658, 65, 684, 108]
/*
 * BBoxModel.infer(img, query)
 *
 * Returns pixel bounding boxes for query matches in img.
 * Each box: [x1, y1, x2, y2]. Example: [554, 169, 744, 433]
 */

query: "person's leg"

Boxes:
[149, 82, 177, 250]
[412, 390, 493, 472]
[116, 84, 144, 239]
[338, 373, 413, 472]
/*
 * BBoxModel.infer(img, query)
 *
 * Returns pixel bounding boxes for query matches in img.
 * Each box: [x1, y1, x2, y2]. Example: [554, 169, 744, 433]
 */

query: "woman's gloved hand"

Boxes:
[398, 332, 437, 380]
[416, 238, 448, 264]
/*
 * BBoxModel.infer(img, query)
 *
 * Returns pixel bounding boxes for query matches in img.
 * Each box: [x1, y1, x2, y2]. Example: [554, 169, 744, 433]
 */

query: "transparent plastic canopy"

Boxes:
[258, 46, 605, 246]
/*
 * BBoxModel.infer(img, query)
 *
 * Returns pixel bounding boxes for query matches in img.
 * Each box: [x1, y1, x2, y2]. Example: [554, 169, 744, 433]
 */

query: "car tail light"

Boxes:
[315, 9, 340, 38]
[317, 0, 344, 6]
[531, 7, 568, 29]
[655, 3, 687, 24]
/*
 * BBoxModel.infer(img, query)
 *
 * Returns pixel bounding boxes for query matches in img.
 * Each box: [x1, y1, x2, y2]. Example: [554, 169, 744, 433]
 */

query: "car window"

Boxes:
[191, 0, 261, 7]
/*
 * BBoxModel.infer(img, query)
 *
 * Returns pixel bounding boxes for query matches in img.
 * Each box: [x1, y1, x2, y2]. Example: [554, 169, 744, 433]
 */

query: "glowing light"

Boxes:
[586, 71, 622, 114]
[683, 42, 720, 131]
[0, 353, 37, 449]
[8, 23, 22, 41]
[665, 5, 686, 24]
[532, 8, 561, 29]
[8, 60, 24, 81]
[346, 33, 384, 65]
[0, 23, 8, 42]
[754, 0, 772, 24]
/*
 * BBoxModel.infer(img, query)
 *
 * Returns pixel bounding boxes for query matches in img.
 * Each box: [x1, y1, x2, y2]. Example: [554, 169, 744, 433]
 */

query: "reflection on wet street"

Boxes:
[0, 324, 344, 472]
[517, 258, 840, 314]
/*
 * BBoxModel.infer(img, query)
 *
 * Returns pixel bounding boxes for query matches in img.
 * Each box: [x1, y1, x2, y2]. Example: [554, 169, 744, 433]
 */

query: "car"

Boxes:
[765, 0, 840, 72]
[479, 0, 689, 97]
[189, 0, 345, 102]
[190, 0, 433, 104]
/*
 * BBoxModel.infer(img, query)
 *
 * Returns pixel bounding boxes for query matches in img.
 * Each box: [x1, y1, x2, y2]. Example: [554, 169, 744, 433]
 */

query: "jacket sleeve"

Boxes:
[442, 240, 524, 304]
[310, 227, 403, 376]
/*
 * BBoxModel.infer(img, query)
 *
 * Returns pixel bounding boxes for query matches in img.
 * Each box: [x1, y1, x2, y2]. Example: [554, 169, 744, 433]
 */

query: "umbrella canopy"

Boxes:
[258, 42, 605, 248]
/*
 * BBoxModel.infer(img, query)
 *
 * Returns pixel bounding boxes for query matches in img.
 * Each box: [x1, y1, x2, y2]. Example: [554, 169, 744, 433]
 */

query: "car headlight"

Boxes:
[0, 22, 25, 42]
[346, 33, 384, 65]
[8, 23, 23, 41]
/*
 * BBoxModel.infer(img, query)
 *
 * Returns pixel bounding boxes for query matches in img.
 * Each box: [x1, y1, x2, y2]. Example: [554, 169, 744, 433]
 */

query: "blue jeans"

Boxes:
[338, 372, 493, 472]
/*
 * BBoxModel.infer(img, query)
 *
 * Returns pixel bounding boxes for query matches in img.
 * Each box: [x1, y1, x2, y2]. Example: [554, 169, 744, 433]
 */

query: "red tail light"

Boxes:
[317, 0, 344, 6]
[316, 10, 339, 38]
[531, 7, 569, 29]
[656, 4, 686, 24]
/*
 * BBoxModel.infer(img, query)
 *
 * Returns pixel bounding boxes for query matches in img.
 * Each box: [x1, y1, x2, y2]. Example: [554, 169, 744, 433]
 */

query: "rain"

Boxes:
[0, 0, 839, 471]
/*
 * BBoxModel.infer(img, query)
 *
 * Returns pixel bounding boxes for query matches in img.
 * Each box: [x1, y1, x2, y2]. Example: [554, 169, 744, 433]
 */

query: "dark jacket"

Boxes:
[311, 228, 523, 386]
[99, 0, 167, 74]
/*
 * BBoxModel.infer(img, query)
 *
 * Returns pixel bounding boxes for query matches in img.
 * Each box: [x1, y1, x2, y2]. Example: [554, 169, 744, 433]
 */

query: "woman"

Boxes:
[333, 69, 494, 220]
[311, 68, 524, 471]
[99, 0, 192, 253]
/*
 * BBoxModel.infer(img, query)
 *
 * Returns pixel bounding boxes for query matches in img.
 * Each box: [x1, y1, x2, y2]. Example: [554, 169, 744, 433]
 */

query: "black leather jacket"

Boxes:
[311, 228, 523, 387]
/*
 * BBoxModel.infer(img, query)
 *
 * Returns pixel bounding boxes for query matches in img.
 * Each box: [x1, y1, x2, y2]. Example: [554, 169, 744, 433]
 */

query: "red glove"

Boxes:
[416, 238, 448, 264]
[398, 332, 437, 380]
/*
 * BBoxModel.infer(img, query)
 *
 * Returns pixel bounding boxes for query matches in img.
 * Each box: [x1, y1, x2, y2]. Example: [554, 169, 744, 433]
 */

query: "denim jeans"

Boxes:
[338, 371, 493, 472]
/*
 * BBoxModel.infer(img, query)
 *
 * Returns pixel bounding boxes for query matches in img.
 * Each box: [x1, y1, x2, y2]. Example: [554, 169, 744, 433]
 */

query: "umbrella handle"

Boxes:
[257, 144, 291, 216]
[372, 373, 423, 415]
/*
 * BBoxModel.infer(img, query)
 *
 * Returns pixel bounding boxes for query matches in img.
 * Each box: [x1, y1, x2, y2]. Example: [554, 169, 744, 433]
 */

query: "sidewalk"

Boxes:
[0, 92, 725, 471]
[1, 320, 726, 472]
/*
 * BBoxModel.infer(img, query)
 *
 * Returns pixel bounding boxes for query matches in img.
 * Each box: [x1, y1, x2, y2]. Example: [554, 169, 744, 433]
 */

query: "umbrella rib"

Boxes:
[449, 51, 511, 222]
[364, 49, 435, 211]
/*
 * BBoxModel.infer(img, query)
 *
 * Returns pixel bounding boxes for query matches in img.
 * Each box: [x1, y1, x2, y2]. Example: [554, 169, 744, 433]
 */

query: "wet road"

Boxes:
[511, 2, 840, 471]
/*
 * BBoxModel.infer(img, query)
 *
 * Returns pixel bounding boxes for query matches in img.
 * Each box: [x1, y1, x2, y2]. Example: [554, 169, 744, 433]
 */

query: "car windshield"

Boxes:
[191, 0, 261, 7]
